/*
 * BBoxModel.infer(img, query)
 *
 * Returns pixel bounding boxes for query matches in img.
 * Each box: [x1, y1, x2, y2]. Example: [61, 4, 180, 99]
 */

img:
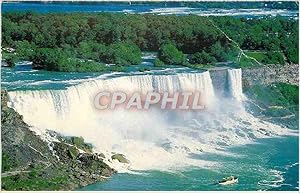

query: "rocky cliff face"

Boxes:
[1, 90, 115, 191]
[242, 64, 299, 87]
[210, 68, 228, 96]
[209, 64, 298, 94]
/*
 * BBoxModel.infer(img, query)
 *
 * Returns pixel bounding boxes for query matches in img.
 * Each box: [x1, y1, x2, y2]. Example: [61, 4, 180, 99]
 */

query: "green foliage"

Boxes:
[77, 41, 107, 62]
[210, 41, 227, 62]
[212, 16, 298, 64]
[237, 55, 260, 68]
[2, 152, 18, 172]
[31, 48, 110, 72]
[263, 51, 285, 65]
[246, 51, 285, 65]
[245, 83, 298, 106]
[226, 45, 240, 61]
[111, 65, 127, 72]
[190, 51, 217, 64]
[158, 43, 187, 65]
[246, 51, 268, 62]
[2, 52, 19, 67]
[285, 47, 298, 64]
[64, 136, 93, 153]
[244, 83, 298, 123]
[111, 154, 129, 163]
[68, 146, 80, 159]
[2, 13, 298, 71]
[2, 169, 69, 191]
[105, 41, 142, 65]
[71, 136, 84, 146]
[138, 67, 151, 72]
[15, 40, 36, 60]
[275, 83, 299, 104]
[154, 58, 165, 67]
[2, 155, 70, 190]
[31, 48, 62, 70]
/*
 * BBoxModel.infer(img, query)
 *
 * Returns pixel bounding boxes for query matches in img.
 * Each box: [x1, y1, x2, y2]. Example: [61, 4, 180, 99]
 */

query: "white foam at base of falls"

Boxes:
[7, 70, 293, 171]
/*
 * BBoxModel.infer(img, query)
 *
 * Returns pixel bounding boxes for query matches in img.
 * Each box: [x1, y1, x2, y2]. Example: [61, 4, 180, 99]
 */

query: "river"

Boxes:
[1, 2, 299, 191]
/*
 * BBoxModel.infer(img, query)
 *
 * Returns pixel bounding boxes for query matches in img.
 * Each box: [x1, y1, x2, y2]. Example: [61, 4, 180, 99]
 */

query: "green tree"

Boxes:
[190, 51, 217, 64]
[105, 41, 142, 65]
[31, 48, 64, 70]
[154, 58, 165, 67]
[158, 43, 187, 65]
[2, 12, 298, 71]
[263, 51, 285, 65]
[210, 41, 227, 62]
[15, 40, 36, 60]
[77, 41, 106, 62]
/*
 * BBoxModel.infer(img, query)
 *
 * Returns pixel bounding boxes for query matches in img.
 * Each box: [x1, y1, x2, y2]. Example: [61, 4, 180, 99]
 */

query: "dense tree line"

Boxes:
[212, 16, 298, 64]
[2, 12, 298, 72]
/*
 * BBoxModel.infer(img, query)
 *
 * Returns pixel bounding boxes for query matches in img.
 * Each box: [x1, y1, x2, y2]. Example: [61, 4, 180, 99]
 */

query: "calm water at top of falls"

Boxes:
[1, 53, 204, 91]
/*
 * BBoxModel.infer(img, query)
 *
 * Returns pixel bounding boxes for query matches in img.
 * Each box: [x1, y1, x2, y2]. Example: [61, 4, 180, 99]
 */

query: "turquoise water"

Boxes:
[1, 64, 102, 91]
[2, 58, 299, 192]
[1, 54, 203, 91]
[2, 2, 298, 19]
[80, 136, 298, 191]
[3, 61, 298, 191]
[2, 2, 299, 191]
[4, 63, 299, 190]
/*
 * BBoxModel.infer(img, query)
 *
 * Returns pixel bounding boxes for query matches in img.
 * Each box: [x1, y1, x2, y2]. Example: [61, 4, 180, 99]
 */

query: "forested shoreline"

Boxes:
[2, 12, 298, 72]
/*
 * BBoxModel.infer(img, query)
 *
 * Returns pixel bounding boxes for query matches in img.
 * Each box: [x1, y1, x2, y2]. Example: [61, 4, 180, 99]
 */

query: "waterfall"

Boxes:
[7, 70, 289, 171]
[8, 72, 215, 131]
[7, 72, 218, 169]
[228, 68, 244, 101]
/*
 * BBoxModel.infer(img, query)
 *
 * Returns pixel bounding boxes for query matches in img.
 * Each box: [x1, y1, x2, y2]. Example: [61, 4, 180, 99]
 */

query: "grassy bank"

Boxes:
[244, 83, 299, 128]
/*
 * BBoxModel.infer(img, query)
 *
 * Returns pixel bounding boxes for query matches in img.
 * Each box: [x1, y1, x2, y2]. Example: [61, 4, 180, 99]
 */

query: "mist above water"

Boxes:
[7, 69, 293, 171]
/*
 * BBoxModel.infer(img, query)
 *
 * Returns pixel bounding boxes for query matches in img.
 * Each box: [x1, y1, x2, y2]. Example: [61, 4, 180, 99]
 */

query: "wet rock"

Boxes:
[63, 136, 93, 153]
[1, 90, 116, 191]
[68, 146, 80, 159]
[97, 153, 105, 158]
[111, 154, 129, 163]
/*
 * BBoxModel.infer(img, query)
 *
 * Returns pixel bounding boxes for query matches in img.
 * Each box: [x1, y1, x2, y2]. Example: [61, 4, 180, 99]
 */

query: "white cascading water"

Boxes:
[7, 70, 292, 172]
[228, 68, 244, 101]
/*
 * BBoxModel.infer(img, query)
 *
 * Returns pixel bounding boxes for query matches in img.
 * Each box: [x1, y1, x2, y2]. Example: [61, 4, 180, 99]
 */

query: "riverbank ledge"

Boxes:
[1, 90, 116, 191]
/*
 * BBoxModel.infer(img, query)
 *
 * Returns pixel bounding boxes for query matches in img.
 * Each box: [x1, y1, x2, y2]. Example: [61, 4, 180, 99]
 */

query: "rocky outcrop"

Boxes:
[209, 64, 298, 94]
[242, 64, 299, 87]
[1, 90, 115, 191]
[1, 90, 54, 173]
[111, 154, 129, 164]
